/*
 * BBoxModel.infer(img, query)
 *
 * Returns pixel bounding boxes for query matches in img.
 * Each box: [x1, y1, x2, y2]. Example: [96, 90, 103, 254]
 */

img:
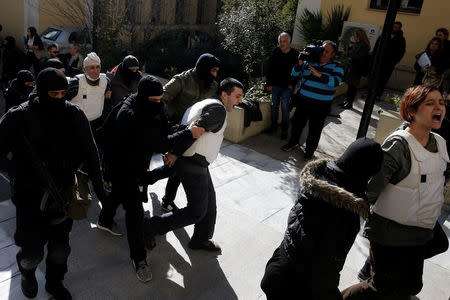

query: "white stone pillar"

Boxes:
[292, 0, 322, 49]
[24, 0, 39, 34]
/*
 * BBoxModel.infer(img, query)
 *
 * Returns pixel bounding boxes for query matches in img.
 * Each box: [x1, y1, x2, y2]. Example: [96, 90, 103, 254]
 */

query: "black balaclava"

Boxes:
[328, 138, 383, 196]
[16, 70, 35, 95]
[45, 58, 64, 70]
[121, 55, 139, 86]
[136, 75, 164, 117]
[36, 68, 68, 112]
[194, 53, 220, 88]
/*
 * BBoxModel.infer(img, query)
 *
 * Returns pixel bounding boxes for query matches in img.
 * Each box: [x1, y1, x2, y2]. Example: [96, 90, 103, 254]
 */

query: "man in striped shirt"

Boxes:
[281, 41, 344, 161]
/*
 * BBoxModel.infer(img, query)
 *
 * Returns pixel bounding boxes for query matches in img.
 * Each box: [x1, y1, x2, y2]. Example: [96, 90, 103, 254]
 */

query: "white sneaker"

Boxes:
[133, 260, 152, 283]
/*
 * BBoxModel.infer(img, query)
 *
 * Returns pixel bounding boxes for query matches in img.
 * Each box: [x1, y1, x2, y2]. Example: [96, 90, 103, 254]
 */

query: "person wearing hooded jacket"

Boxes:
[97, 75, 205, 283]
[260, 138, 383, 300]
[160, 53, 220, 212]
[4, 70, 34, 111]
[163, 53, 220, 124]
[0, 68, 107, 300]
[107, 55, 142, 109]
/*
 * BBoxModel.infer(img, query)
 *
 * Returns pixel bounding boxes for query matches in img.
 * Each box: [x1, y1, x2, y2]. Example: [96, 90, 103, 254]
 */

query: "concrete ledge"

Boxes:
[386, 65, 416, 91]
[224, 83, 348, 143]
[373, 110, 402, 144]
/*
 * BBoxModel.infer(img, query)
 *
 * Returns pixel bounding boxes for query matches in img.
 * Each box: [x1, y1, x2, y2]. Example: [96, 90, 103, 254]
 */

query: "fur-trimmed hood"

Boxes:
[299, 158, 370, 220]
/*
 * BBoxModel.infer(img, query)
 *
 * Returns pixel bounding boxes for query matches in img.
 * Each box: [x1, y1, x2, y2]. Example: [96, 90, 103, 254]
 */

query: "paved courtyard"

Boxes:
[0, 95, 449, 299]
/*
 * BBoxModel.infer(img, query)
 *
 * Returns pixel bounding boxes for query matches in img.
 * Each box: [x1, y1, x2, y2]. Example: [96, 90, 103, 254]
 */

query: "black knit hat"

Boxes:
[123, 55, 139, 70]
[137, 75, 163, 98]
[37, 68, 68, 94]
[16, 70, 34, 84]
[335, 138, 383, 189]
[45, 58, 65, 70]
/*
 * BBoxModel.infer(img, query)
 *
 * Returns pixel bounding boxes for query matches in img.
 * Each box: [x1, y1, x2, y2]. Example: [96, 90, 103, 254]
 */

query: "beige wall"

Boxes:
[0, 1, 25, 50]
[320, 0, 450, 68]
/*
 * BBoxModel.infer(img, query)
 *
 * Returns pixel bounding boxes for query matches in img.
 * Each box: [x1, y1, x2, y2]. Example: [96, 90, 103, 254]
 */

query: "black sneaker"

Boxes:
[45, 281, 72, 300]
[132, 260, 152, 283]
[162, 201, 179, 212]
[21, 273, 38, 298]
[281, 142, 298, 152]
[96, 221, 123, 236]
[188, 239, 222, 252]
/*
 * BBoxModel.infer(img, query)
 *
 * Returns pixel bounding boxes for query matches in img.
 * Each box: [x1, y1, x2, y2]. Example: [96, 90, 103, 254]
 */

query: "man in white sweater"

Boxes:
[144, 78, 243, 253]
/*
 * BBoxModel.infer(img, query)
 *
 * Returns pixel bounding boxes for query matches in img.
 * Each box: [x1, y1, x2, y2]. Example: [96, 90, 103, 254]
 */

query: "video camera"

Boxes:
[298, 40, 324, 63]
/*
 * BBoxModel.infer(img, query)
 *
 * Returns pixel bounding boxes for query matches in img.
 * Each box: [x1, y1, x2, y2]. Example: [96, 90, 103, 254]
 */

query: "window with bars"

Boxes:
[369, 0, 424, 14]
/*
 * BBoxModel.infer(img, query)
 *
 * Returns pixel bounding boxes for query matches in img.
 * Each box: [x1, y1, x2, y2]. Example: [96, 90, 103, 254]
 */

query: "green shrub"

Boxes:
[244, 81, 271, 103]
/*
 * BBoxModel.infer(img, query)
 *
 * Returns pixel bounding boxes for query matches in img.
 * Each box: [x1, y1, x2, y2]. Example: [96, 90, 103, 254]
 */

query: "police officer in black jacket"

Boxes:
[97, 75, 204, 283]
[0, 68, 107, 300]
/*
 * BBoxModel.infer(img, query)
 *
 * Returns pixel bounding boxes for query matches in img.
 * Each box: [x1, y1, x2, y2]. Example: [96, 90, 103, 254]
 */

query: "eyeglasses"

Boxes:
[51, 51, 59, 54]
[47, 90, 67, 97]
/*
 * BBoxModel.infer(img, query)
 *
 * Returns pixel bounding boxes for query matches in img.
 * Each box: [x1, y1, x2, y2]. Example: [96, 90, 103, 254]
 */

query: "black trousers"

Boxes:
[346, 84, 358, 104]
[16, 218, 73, 283]
[341, 241, 426, 300]
[146, 157, 217, 243]
[98, 180, 146, 264]
[261, 244, 343, 300]
[424, 221, 449, 259]
[164, 172, 181, 203]
[288, 98, 332, 157]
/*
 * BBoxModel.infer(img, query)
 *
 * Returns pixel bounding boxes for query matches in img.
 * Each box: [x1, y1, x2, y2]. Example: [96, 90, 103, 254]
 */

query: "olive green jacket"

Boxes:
[163, 68, 218, 123]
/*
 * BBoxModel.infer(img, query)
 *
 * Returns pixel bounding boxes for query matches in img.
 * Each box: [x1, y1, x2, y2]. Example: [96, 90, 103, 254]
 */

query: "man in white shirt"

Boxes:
[144, 78, 243, 254]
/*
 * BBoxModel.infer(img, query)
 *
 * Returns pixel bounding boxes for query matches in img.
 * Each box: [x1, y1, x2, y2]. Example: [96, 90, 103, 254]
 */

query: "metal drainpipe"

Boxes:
[356, 0, 401, 139]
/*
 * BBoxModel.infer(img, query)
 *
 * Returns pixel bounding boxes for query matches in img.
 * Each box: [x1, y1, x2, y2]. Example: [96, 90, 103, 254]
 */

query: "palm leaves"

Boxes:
[297, 4, 351, 45]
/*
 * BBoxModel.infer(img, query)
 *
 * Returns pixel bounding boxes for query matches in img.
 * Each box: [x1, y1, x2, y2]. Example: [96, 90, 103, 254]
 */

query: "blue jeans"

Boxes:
[271, 87, 291, 132]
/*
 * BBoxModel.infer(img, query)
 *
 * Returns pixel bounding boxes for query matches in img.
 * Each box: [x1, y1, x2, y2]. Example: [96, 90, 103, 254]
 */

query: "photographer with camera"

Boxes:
[281, 40, 344, 161]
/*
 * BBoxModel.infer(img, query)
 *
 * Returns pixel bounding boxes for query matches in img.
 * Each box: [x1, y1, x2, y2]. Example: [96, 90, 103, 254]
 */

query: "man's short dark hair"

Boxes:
[47, 43, 58, 51]
[436, 28, 449, 37]
[219, 78, 243, 95]
[394, 21, 402, 28]
[323, 40, 337, 54]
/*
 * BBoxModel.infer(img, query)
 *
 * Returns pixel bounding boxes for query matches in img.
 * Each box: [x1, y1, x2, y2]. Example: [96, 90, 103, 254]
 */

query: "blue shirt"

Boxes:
[291, 60, 344, 101]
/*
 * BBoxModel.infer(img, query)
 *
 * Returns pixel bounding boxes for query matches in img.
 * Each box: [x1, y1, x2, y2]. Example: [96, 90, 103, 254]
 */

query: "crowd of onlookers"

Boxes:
[262, 26, 449, 300]
[0, 21, 449, 300]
